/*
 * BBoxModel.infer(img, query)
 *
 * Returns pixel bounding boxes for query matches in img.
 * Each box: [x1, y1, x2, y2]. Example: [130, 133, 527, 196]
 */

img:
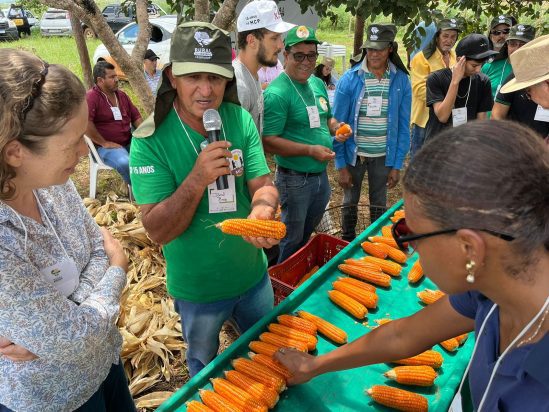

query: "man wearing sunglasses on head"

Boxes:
[263, 25, 351, 263]
[487, 15, 515, 53]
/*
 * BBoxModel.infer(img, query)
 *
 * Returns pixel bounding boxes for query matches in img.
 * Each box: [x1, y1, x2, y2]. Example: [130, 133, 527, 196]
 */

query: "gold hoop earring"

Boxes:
[466, 260, 476, 283]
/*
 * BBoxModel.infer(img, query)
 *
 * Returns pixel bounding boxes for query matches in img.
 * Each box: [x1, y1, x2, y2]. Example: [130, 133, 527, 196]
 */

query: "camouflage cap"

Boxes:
[284, 25, 320, 48]
[507, 24, 536, 43]
[362, 24, 397, 50]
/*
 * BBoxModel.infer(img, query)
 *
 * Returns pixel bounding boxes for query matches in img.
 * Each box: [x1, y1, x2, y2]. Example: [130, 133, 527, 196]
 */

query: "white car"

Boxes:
[92, 15, 176, 80]
[40, 8, 72, 37]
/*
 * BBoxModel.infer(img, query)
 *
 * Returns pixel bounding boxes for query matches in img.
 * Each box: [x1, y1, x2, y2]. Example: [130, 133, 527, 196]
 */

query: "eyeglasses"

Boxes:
[491, 29, 510, 36]
[290, 52, 318, 63]
[391, 218, 514, 251]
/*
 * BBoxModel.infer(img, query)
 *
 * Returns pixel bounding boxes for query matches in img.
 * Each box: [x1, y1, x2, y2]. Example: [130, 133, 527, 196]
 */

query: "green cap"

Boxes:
[284, 25, 320, 47]
[362, 24, 396, 50]
[438, 18, 461, 32]
[507, 24, 536, 43]
[490, 15, 514, 30]
[170, 21, 234, 79]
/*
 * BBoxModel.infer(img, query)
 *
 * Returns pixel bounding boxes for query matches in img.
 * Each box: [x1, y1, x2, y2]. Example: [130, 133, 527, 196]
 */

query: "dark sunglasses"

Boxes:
[491, 29, 510, 36]
[391, 218, 514, 251]
[290, 52, 318, 63]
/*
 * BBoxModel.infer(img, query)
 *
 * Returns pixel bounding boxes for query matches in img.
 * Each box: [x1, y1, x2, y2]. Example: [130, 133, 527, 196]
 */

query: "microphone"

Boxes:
[203, 108, 229, 190]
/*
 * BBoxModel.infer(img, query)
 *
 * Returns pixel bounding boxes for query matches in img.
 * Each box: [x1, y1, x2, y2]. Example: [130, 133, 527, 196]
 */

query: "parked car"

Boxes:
[6, 5, 31, 35]
[0, 9, 19, 41]
[40, 8, 72, 37]
[82, 3, 166, 40]
[92, 15, 176, 81]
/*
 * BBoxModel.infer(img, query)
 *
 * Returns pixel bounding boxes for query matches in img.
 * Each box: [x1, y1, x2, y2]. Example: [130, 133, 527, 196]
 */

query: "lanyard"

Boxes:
[496, 59, 508, 93]
[283, 72, 316, 108]
[99, 90, 119, 108]
[364, 68, 389, 101]
[455, 76, 472, 109]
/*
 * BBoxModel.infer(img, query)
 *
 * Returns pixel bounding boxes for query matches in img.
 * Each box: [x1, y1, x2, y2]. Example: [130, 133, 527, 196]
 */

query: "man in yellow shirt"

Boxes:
[410, 18, 460, 156]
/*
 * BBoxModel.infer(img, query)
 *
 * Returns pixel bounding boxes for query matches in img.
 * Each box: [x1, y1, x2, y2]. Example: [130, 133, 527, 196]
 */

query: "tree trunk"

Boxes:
[69, 14, 93, 89]
[353, 15, 365, 57]
[194, 0, 210, 22]
[212, 0, 239, 30]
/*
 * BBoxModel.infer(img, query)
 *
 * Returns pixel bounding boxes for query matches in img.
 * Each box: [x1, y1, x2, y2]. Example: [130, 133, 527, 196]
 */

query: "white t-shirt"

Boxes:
[233, 59, 263, 135]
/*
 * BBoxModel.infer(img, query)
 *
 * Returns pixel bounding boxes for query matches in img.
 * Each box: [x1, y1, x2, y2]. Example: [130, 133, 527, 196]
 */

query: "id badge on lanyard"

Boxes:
[367, 96, 383, 117]
[111, 106, 123, 121]
[208, 175, 237, 213]
[40, 257, 80, 297]
[306, 106, 321, 128]
[452, 107, 467, 127]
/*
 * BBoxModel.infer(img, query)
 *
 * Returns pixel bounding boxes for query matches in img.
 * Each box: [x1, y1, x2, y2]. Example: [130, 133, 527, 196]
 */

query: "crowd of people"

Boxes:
[0, 0, 547, 410]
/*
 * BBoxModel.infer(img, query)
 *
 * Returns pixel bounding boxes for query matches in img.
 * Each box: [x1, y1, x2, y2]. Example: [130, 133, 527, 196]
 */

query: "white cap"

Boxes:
[237, 0, 296, 33]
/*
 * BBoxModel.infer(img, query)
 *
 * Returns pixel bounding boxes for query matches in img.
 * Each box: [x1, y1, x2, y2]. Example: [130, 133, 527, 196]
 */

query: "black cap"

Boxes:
[144, 49, 159, 61]
[455, 33, 498, 60]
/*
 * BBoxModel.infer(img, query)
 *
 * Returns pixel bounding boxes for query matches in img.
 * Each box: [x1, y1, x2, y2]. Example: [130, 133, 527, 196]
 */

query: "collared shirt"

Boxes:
[258, 60, 284, 85]
[145, 69, 161, 96]
[0, 181, 126, 412]
[86, 85, 142, 146]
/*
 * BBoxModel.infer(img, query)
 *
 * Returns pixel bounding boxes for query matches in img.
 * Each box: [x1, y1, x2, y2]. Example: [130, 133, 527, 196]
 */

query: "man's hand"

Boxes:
[308, 145, 336, 162]
[101, 141, 123, 149]
[334, 122, 353, 143]
[190, 141, 232, 188]
[338, 167, 353, 189]
[387, 169, 400, 189]
[0, 337, 38, 362]
[451, 56, 467, 85]
[242, 204, 281, 249]
[274, 347, 318, 385]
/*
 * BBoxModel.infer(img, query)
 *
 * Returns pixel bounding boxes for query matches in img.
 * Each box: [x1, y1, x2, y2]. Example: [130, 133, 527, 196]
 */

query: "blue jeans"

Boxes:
[410, 124, 426, 158]
[173, 273, 273, 377]
[275, 168, 331, 263]
[97, 145, 131, 184]
[341, 156, 390, 241]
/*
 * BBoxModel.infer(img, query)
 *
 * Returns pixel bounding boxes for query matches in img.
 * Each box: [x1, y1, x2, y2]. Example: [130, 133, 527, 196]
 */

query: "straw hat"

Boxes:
[500, 34, 549, 93]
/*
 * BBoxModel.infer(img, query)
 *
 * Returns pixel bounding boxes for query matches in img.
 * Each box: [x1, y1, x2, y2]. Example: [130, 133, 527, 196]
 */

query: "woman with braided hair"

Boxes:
[0, 49, 135, 411]
[275, 120, 549, 411]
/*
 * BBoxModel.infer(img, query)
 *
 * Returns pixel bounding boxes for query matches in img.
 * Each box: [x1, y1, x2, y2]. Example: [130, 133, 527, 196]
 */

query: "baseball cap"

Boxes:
[438, 18, 461, 32]
[490, 15, 514, 30]
[284, 25, 320, 48]
[455, 33, 498, 60]
[237, 0, 295, 33]
[362, 24, 396, 50]
[507, 24, 536, 43]
[144, 49, 159, 61]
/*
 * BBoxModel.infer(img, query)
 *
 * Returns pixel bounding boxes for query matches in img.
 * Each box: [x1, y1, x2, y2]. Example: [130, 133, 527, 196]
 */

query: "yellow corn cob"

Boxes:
[368, 236, 399, 249]
[384, 365, 437, 387]
[296, 265, 319, 287]
[328, 289, 368, 319]
[338, 264, 391, 287]
[376, 243, 408, 264]
[439, 337, 460, 352]
[361, 256, 402, 276]
[374, 318, 392, 325]
[248, 352, 292, 380]
[232, 358, 287, 393]
[417, 289, 445, 305]
[361, 241, 388, 258]
[393, 210, 406, 218]
[332, 280, 378, 309]
[249, 340, 281, 357]
[277, 314, 317, 335]
[210, 378, 268, 412]
[259, 332, 309, 352]
[367, 385, 428, 412]
[456, 333, 469, 345]
[224, 370, 279, 409]
[186, 400, 215, 412]
[408, 260, 424, 283]
[393, 349, 444, 369]
[337, 276, 377, 294]
[267, 323, 317, 351]
[297, 310, 347, 344]
[199, 389, 241, 412]
[216, 219, 286, 239]
[381, 225, 393, 238]
[344, 258, 383, 272]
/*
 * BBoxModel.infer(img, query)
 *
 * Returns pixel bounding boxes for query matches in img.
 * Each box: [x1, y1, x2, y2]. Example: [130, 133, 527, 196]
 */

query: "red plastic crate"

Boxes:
[268, 234, 349, 305]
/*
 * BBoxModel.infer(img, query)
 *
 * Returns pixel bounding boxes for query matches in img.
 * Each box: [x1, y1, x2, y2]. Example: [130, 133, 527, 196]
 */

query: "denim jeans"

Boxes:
[97, 145, 131, 184]
[341, 156, 390, 241]
[410, 124, 426, 158]
[173, 273, 274, 377]
[275, 169, 331, 263]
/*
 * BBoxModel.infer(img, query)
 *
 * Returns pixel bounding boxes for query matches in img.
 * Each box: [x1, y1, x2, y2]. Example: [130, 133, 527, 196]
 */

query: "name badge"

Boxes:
[111, 107, 123, 121]
[306, 106, 321, 128]
[40, 258, 80, 297]
[208, 174, 237, 213]
[367, 96, 383, 117]
[452, 107, 468, 127]
[534, 105, 549, 122]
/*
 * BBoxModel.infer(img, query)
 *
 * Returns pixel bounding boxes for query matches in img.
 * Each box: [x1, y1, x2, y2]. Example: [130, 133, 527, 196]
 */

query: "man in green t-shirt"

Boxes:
[263, 25, 350, 263]
[129, 21, 280, 377]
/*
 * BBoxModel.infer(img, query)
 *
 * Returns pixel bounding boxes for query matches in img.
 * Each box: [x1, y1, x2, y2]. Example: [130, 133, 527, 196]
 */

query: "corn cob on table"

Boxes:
[158, 201, 474, 412]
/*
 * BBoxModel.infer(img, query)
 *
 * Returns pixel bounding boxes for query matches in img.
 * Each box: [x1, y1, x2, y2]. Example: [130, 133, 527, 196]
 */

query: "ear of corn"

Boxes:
[376, 243, 408, 264]
[328, 289, 368, 319]
[259, 332, 308, 352]
[366, 385, 428, 412]
[210, 378, 268, 412]
[332, 280, 378, 308]
[248, 352, 293, 380]
[249, 340, 281, 357]
[408, 260, 424, 283]
[186, 400, 215, 412]
[231, 358, 287, 393]
[393, 210, 405, 219]
[439, 337, 460, 352]
[374, 318, 392, 326]
[361, 241, 388, 258]
[295, 265, 319, 287]
[277, 314, 317, 335]
[393, 349, 444, 369]
[417, 289, 445, 305]
[456, 333, 469, 345]
[267, 323, 317, 351]
[368, 236, 399, 249]
[216, 219, 286, 239]
[361, 256, 402, 276]
[337, 276, 377, 294]
[384, 365, 437, 387]
[381, 225, 393, 238]
[199, 389, 241, 412]
[224, 370, 279, 409]
[338, 264, 391, 287]
[297, 310, 348, 344]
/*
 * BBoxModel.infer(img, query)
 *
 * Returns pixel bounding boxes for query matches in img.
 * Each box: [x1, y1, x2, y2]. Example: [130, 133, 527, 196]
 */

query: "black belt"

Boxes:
[277, 165, 323, 176]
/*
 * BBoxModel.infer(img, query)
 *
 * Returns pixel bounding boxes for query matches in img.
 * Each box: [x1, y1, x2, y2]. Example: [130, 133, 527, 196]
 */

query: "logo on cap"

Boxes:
[498, 15, 505, 21]
[194, 31, 213, 60]
[194, 31, 213, 47]
[479, 42, 487, 47]
[451, 18, 457, 23]
[371, 27, 379, 34]
[296, 26, 309, 38]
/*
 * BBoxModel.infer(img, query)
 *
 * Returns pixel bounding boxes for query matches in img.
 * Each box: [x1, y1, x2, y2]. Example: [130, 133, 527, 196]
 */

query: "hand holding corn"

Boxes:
[217, 218, 286, 248]
[273, 347, 319, 385]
